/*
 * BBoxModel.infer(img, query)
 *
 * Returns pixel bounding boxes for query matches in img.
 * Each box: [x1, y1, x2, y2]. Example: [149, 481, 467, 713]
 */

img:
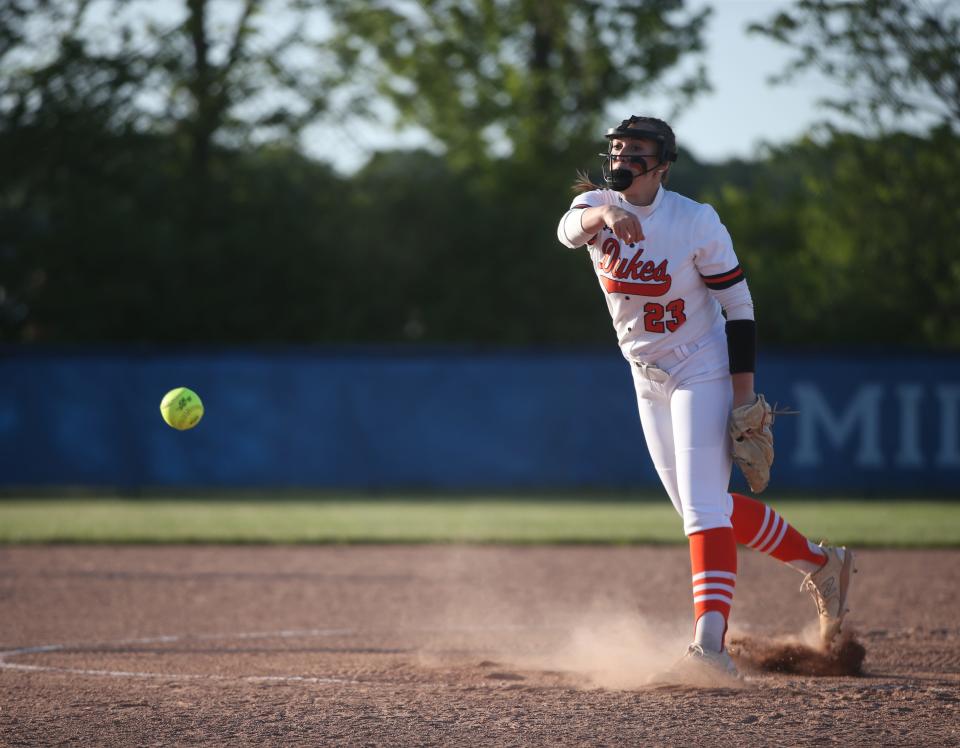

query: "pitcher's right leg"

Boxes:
[730, 493, 826, 573]
[731, 492, 856, 648]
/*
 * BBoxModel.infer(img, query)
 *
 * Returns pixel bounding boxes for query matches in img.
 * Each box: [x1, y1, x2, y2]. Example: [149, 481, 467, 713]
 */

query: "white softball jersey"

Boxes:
[557, 186, 750, 365]
[558, 185, 756, 534]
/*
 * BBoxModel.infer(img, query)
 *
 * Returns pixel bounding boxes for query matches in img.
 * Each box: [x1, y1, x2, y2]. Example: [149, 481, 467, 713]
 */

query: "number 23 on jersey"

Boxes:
[644, 299, 686, 333]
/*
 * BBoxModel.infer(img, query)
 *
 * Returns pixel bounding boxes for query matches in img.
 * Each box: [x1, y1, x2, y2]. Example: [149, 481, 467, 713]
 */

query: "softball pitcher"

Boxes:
[556, 115, 855, 680]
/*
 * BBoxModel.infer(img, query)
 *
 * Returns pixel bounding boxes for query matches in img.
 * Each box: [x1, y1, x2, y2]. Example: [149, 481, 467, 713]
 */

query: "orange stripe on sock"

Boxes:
[731, 493, 826, 566]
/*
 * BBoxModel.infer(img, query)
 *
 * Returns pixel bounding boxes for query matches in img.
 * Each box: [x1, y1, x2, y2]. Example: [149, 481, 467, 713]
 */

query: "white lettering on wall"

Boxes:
[935, 385, 960, 468]
[895, 384, 924, 468]
[793, 383, 885, 468]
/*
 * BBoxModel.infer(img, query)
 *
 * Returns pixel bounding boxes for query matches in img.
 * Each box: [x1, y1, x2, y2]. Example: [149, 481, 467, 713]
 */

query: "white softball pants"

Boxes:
[630, 334, 734, 536]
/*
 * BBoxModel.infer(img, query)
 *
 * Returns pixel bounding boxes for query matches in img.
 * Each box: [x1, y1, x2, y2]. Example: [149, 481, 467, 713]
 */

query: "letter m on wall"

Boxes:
[792, 383, 885, 468]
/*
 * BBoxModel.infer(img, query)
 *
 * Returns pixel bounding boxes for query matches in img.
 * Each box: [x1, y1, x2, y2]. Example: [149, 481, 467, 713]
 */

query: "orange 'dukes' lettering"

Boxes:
[597, 238, 672, 297]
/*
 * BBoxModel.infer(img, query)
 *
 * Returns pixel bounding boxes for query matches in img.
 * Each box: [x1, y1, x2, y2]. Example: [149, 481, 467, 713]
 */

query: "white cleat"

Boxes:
[649, 643, 743, 687]
[802, 543, 856, 649]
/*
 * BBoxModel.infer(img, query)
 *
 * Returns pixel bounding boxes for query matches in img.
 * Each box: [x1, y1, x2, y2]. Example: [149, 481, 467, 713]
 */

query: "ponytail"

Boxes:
[571, 169, 602, 194]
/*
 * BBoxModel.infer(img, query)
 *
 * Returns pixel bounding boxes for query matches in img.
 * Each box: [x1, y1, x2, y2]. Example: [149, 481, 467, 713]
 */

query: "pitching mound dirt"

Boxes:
[2, 545, 958, 747]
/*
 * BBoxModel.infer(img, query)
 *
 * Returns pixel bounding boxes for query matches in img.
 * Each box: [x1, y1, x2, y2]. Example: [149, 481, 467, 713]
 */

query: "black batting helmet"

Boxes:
[599, 115, 678, 191]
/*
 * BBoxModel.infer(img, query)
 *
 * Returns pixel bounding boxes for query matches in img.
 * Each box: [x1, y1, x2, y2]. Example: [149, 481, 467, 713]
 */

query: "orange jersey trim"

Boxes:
[701, 265, 745, 290]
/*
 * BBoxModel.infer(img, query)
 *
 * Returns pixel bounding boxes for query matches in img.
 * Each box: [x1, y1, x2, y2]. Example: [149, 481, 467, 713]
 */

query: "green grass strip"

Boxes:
[1, 498, 958, 546]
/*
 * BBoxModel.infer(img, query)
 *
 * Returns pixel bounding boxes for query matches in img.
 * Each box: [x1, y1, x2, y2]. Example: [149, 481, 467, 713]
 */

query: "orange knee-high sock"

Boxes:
[688, 527, 737, 647]
[731, 493, 826, 571]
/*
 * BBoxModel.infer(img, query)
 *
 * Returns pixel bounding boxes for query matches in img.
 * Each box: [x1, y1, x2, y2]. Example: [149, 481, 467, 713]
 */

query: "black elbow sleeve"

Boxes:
[725, 319, 756, 374]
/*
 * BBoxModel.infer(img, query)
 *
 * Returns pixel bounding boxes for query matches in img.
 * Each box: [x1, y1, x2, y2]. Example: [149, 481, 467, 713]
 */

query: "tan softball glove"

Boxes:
[729, 393, 776, 493]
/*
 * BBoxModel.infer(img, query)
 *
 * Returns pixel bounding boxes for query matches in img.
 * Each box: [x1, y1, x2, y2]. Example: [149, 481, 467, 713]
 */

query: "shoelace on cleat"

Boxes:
[801, 576, 829, 615]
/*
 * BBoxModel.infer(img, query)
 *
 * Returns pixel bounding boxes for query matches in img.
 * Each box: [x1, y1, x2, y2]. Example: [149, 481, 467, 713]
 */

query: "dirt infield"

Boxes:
[1, 545, 958, 747]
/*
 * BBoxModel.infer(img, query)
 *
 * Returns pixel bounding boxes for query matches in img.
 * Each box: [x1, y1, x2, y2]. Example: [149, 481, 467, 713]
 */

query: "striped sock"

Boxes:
[731, 492, 827, 573]
[688, 527, 737, 651]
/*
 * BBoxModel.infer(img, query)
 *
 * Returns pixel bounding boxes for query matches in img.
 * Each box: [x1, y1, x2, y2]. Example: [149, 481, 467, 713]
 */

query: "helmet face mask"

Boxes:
[598, 116, 678, 192]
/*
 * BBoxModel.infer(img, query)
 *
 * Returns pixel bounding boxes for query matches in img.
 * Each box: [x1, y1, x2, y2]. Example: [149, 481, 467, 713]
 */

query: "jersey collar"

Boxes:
[619, 185, 665, 218]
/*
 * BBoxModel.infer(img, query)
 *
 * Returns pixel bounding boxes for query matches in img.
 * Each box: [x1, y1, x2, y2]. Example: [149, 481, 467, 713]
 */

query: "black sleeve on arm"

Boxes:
[725, 319, 756, 374]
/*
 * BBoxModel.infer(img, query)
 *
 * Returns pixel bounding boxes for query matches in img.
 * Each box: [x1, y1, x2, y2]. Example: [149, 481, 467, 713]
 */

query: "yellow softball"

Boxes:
[159, 387, 204, 430]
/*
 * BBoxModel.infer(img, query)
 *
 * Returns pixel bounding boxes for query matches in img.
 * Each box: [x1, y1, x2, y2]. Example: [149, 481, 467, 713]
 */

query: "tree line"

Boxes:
[2, 0, 957, 348]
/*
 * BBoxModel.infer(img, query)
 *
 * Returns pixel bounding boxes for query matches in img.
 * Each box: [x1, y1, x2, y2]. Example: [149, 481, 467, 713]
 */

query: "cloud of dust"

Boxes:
[517, 609, 694, 689]
[409, 547, 864, 689]
[413, 547, 694, 689]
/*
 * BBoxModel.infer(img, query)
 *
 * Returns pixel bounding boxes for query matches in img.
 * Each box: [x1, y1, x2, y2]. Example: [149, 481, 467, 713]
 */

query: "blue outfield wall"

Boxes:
[1, 346, 959, 493]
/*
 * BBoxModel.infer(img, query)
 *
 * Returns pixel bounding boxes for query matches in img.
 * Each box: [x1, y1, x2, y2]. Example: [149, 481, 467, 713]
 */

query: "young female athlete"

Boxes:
[556, 115, 855, 679]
